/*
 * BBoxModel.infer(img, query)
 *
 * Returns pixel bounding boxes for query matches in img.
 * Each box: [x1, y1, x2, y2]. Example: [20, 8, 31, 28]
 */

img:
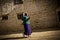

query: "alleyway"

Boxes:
[0, 29, 60, 40]
[0, 0, 60, 40]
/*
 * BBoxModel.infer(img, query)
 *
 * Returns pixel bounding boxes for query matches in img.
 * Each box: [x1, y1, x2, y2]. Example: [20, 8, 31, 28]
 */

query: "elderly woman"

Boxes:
[23, 13, 32, 38]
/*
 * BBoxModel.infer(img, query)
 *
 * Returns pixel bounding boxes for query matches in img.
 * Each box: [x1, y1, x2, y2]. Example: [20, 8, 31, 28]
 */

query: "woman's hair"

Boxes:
[25, 13, 27, 16]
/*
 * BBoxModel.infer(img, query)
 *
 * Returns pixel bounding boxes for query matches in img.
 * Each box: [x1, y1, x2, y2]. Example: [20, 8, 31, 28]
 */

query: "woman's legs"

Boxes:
[23, 24, 32, 37]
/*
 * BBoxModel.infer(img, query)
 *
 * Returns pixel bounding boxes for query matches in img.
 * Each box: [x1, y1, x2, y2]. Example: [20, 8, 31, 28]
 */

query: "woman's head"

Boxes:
[25, 13, 27, 16]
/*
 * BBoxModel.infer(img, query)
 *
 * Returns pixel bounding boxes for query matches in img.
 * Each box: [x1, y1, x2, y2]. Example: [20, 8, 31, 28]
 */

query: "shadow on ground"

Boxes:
[0, 37, 27, 40]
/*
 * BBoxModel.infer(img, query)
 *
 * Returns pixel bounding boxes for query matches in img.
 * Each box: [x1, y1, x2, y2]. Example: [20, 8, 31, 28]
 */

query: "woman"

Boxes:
[23, 13, 32, 38]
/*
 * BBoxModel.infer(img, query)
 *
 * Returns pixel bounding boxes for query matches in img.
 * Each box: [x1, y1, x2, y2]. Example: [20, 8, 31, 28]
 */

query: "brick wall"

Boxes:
[0, 0, 59, 33]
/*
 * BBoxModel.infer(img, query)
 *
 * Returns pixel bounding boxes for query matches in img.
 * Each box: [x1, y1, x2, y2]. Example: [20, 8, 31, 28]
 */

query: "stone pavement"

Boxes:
[0, 30, 60, 40]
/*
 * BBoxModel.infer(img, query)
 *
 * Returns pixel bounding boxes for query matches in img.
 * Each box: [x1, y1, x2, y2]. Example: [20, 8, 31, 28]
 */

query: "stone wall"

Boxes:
[0, 0, 59, 33]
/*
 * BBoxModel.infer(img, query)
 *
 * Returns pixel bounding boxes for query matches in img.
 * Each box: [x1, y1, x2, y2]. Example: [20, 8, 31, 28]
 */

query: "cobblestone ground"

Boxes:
[0, 30, 60, 40]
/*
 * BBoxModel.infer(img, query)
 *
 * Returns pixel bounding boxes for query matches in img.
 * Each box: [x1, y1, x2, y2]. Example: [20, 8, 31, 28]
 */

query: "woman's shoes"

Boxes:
[23, 34, 31, 38]
[23, 35, 29, 38]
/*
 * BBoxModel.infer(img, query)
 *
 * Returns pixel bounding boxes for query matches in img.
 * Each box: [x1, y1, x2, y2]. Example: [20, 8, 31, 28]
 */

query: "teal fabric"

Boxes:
[23, 16, 30, 24]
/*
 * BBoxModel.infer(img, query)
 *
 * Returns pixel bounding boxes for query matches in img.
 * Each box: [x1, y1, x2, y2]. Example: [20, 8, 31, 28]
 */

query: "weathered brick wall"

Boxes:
[0, 0, 58, 33]
[30, 0, 58, 29]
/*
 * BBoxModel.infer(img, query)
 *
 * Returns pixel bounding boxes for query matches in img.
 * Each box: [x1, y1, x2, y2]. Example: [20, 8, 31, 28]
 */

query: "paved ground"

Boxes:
[0, 30, 60, 40]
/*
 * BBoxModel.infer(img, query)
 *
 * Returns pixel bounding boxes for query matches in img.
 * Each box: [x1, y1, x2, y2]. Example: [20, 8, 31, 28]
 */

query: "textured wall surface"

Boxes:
[0, 0, 59, 33]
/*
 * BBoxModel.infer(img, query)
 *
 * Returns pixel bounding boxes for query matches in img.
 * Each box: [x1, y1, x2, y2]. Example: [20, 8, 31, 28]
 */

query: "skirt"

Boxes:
[24, 24, 32, 35]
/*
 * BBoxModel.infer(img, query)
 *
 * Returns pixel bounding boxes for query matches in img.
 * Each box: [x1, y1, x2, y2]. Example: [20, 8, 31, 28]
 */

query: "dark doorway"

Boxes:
[58, 11, 60, 21]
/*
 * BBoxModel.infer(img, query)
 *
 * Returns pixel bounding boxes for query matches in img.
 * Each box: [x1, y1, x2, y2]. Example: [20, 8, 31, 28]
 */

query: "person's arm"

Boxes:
[28, 17, 30, 20]
[26, 17, 30, 21]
